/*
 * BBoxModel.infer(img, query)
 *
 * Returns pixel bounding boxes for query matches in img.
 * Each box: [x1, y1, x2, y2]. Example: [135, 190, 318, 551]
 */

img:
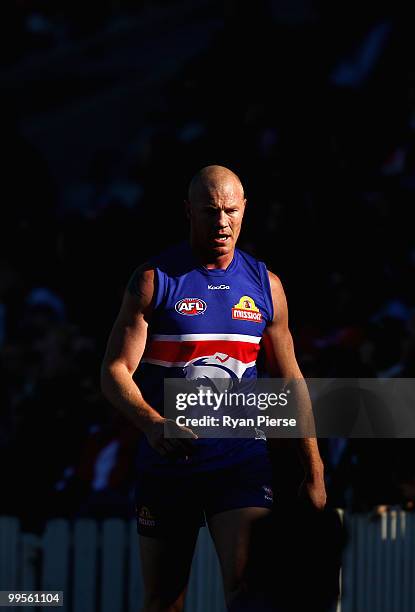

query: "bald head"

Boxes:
[186, 165, 246, 265]
[188, 165, 244, 204]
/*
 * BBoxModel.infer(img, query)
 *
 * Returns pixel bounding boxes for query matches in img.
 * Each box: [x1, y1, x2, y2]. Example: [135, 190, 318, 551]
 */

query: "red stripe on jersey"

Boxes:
[144, 340, 260, 364]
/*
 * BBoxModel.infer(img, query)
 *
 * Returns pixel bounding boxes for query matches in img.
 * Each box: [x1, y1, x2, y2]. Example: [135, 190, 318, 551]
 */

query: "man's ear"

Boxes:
[184, 199, 191, 220]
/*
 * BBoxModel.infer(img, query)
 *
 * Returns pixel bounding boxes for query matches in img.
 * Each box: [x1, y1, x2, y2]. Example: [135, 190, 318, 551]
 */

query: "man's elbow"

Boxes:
[100, 360, 122, 397]
[100, 359, 133, 395]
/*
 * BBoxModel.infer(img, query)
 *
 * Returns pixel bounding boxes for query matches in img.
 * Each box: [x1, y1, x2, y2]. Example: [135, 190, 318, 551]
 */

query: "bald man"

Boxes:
[101, 165, 326, 611]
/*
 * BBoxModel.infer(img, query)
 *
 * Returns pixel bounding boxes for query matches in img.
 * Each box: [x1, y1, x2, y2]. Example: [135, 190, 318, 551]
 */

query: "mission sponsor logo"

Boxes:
[138, 506, 156, 528]
[232, 296, 262, 322]
[175, 297, 207, 316]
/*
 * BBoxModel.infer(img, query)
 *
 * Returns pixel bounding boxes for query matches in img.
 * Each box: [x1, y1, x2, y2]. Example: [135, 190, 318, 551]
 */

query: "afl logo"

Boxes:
[175, 297, 207, 316]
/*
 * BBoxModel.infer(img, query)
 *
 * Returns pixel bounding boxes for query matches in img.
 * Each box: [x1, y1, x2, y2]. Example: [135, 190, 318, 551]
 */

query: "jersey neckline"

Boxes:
[185, 241, 239, 277]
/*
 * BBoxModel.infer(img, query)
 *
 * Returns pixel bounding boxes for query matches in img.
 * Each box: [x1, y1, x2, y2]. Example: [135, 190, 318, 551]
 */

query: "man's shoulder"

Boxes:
[236, 246, 268, 271]
[127, 263, 155, 299]
[235, 248, 283, 288]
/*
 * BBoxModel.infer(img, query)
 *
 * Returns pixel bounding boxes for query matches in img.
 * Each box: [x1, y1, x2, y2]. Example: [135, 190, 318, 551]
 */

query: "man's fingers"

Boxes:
[163, 420, 198, 439]
[168, 424, 198, 453]
[156, 439, 177, 456]
[171, 437, 196, 454]
[164, 436, 196, 456]
[151, 420, 198, 457]
[178, 425, 198, 439]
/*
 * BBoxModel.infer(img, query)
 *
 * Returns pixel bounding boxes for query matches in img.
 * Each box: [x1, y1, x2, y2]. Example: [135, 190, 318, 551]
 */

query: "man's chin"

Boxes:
[210, 244, 232, 256]
[210, 238, 234, 251]
[196, 239, 234, 260]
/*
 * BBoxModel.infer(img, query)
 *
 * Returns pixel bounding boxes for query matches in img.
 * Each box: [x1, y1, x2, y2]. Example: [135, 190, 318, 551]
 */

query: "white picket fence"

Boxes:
[0, 510, 414, 612]
[341, 510, 415, 612]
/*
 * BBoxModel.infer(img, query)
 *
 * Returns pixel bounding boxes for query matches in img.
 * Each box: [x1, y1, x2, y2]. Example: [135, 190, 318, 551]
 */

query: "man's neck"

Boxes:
[191, 243, 235, 270]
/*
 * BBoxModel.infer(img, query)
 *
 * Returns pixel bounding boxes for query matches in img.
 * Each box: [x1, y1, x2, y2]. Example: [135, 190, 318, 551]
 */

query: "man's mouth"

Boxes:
[213, 235, 230, 242]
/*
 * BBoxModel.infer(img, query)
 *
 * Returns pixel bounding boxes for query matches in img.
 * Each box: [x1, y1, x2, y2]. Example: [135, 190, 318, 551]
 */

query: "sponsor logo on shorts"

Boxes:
[208, 284, 230, 290]
[138, 506, 156, 527]
[262, 486, 273, 503]
[232, 296, 262, 322]
[175, 298, 207, 316]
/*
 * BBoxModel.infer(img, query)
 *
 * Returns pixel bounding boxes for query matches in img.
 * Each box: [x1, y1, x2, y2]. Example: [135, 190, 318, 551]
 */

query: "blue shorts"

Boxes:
[135, 453, 274, 537]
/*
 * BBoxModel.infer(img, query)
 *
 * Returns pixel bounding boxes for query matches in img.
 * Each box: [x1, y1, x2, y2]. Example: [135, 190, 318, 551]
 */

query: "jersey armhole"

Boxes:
[127, 266, 166, 310]
[258, 261, 274, 324]
[152, 267, 166, 309]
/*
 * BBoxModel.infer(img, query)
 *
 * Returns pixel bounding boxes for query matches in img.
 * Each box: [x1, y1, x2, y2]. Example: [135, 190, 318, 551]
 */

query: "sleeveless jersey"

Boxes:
[129, 241, 274, 473]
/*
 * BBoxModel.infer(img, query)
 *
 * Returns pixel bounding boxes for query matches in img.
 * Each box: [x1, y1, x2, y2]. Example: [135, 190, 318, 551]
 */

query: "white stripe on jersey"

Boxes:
[141, 358, 187, 367]
[150, 333, 261, 344]
[141, 357, 257, 369]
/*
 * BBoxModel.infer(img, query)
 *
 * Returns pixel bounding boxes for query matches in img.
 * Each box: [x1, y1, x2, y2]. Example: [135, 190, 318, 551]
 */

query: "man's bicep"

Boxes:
[263, 322, 301, 377]
[262, 271, 302, 378]
[102, 267, 155, 374]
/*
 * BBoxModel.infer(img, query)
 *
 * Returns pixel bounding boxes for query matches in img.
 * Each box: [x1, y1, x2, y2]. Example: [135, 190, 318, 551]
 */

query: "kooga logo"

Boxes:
[208, 284, 230, 290]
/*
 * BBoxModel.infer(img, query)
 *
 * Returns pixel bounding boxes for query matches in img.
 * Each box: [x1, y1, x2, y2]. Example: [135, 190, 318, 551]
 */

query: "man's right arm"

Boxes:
[100, 265, 161, 432]
[100, 265, 196, 457]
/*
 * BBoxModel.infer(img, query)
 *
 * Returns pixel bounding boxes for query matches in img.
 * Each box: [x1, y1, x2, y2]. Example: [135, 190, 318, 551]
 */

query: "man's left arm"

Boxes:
[262, 271, 327, 510]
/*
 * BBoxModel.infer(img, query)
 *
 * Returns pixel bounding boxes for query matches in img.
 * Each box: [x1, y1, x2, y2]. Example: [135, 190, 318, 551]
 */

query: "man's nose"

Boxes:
[214, 210, 228, 228]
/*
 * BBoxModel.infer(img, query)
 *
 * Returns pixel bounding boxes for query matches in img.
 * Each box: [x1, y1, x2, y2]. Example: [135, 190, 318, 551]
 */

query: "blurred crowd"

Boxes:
[1, 1, 415, 532]
[1, 0, 161, 66]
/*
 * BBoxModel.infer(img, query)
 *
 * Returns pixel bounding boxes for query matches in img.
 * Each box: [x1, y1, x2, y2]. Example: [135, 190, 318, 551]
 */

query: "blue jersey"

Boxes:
[130, 241, 274, 473]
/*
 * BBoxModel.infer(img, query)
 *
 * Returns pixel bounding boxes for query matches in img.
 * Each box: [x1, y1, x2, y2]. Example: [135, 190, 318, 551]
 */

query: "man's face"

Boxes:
[187, 184, 246, 258]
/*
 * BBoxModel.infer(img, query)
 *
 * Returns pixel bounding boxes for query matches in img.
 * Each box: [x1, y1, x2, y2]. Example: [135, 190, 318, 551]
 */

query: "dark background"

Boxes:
[1, 0, 415, 532]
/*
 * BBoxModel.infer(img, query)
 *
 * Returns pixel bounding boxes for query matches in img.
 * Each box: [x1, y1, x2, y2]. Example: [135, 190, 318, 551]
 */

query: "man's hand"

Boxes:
[298, 474, 327, 510]
[144, 418, 198, 458]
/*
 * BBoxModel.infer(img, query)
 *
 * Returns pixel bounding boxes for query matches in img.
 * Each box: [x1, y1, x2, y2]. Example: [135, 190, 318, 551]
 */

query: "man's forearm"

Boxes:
[101, 363, 162, 433]
[296, 437, 324, 479]
[291, 378, 324, 479]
